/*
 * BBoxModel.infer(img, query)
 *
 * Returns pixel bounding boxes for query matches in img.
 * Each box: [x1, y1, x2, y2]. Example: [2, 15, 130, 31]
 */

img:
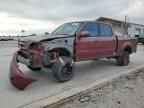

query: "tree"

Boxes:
[21, 30, 25, 33]
[45, 32, 49, 35]
[30, 34, 36, 36]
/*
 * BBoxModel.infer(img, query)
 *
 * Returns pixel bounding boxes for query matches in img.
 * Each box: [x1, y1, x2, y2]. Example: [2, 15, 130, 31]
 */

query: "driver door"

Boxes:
[76, 22, 100, 61]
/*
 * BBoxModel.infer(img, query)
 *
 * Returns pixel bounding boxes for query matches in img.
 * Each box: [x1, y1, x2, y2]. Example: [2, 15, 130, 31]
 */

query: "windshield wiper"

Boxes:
[55, 33, 70, 35]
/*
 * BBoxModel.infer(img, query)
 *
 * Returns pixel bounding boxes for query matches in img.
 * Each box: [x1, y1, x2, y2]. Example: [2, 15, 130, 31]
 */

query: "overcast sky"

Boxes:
[0, 0, 144, 35]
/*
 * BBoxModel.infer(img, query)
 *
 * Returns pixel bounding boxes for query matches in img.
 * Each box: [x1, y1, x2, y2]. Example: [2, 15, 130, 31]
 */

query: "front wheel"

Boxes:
[116, 52, 130, 66]
[52, 56, 74, 82]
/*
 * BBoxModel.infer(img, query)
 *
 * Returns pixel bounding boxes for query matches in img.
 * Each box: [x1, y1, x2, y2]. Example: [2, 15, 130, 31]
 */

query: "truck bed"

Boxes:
[116, 36, 138, 55]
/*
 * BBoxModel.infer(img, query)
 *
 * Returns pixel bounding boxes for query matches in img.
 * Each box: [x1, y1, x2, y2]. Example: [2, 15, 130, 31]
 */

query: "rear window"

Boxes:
[99, 23, 113, 36]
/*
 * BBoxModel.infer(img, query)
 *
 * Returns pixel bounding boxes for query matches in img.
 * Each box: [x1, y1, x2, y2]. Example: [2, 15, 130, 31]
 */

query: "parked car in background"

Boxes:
[0, 36, 14, 41]
[138, 34, 144, 44]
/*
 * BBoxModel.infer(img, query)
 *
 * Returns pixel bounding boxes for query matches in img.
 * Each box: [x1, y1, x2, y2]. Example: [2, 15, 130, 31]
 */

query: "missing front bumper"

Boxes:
[9, 52, 37, 90]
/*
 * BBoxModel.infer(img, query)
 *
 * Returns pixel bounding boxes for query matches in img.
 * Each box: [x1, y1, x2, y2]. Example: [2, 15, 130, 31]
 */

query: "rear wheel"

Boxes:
[52, 56, 74, 82]
[117, 52, 130, 66]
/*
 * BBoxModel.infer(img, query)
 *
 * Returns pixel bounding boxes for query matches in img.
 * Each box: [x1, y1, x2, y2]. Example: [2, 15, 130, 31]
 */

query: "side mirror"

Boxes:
[79, 31, 90, 38]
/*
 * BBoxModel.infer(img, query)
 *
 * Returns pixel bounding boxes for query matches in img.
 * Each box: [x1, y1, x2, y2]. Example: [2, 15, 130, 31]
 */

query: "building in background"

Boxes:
[97, 17, 144, 37]
[128, 23, 144, 37]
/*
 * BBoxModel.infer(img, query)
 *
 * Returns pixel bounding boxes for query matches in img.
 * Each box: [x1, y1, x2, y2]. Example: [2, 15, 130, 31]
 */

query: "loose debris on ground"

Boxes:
[49, 70, 144, 108]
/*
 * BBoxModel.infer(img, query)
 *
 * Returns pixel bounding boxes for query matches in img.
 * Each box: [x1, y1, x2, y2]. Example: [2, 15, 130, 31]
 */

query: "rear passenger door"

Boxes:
[98, 23, 117, 57]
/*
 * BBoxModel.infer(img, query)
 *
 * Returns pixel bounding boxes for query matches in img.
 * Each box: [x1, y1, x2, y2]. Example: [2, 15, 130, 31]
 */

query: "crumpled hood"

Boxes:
[20, 34, 69, 42]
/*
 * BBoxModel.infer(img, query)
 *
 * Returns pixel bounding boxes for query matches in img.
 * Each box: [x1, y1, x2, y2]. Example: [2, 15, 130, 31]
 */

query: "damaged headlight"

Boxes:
[29, 42, 42, 50]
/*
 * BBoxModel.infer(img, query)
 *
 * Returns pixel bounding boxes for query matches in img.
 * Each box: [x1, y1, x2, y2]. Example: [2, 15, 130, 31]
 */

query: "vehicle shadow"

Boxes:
[14, 58, 117, 91]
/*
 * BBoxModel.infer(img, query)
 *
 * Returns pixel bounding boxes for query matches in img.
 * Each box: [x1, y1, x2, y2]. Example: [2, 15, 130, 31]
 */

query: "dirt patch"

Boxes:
[50, 70, 144, 108]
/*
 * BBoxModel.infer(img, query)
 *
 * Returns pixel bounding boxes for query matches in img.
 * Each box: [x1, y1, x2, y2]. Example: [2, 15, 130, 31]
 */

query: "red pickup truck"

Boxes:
[9, 21, 138, 90]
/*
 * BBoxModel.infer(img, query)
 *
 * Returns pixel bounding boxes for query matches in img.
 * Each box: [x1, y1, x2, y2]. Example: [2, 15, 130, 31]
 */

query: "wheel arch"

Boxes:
[121, 42, 133, 54]
[124, 46, 132, 54]
[49, 47, 72, 57]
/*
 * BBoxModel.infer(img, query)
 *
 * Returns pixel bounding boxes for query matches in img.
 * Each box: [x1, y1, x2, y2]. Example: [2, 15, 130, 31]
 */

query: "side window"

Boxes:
[99, 24, 113, 36]
[82, 23, 99, 37]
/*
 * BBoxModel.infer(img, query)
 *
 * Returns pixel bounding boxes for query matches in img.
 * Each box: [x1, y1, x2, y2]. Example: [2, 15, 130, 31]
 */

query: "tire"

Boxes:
[142, 42, 144, 45]
[117, 52, 130, 66]
[27, 66, 41, 71]
[52, 56, 74, 82]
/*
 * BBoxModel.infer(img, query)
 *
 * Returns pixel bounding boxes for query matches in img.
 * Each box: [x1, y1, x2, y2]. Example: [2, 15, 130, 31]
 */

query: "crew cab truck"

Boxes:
[9, 21, 138, 90]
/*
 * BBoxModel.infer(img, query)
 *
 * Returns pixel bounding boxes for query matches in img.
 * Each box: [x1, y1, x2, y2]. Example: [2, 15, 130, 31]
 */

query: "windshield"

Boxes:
[52, 22, 81, 36]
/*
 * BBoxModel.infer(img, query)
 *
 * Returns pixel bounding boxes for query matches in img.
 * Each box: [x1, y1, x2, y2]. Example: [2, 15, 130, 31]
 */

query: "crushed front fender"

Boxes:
[9, 52, 37, 90]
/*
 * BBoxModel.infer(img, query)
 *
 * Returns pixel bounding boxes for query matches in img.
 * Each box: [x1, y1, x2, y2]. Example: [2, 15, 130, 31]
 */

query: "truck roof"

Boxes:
[68, 21, 112, 26]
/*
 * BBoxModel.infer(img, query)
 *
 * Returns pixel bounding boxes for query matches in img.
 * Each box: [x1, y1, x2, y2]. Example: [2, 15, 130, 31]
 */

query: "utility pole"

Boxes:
[125, 16, 129, 36]
[125, 16, 127, 23]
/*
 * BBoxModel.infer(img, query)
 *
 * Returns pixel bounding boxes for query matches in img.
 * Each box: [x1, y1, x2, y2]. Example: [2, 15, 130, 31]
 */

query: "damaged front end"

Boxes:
[9, 37, 74, 90]
[9, 41, 44, 90]
[9, 52, 37, 90]
[9, 42, 60, 90]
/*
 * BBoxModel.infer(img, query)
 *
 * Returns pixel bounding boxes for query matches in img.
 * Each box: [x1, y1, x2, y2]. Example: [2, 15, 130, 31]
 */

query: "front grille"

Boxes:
[18, 50, 31, 59]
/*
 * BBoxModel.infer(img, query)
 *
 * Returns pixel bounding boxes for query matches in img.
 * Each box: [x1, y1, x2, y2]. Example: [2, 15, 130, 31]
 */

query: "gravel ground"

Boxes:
[51, 70, 144, 108]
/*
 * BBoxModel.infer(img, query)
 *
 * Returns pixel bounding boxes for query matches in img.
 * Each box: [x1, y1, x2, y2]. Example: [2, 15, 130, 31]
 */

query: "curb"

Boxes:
[21, 65, 144, 108]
